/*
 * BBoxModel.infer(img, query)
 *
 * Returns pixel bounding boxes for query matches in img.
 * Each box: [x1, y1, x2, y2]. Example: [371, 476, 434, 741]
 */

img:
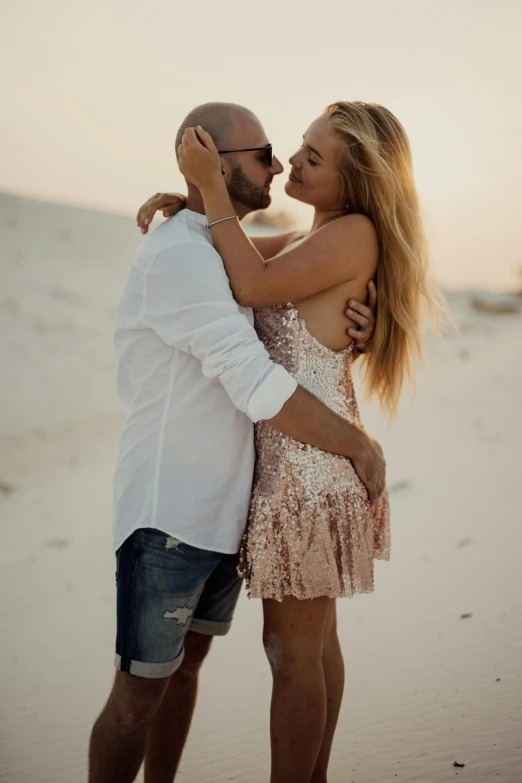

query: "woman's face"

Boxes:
[285, 115, 344, 211]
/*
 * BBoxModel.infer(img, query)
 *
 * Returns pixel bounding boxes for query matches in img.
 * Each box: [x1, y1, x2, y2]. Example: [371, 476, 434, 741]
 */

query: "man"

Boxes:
[88, 102, 382, 783]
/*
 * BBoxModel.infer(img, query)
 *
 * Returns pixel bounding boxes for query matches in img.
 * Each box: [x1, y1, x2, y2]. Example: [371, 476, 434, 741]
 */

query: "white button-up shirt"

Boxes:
[113, 209, 297, 553]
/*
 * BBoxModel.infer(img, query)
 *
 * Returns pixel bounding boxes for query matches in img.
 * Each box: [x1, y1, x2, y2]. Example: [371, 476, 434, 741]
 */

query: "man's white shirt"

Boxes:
[113, 209, 297, 553]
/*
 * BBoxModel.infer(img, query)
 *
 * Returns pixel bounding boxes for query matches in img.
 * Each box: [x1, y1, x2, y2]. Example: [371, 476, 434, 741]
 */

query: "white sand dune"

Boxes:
[1, 192, 521, 782]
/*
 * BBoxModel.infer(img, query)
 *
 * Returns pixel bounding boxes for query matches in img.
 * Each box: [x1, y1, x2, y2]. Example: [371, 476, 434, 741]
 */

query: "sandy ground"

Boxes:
[1, 193, 521, 782]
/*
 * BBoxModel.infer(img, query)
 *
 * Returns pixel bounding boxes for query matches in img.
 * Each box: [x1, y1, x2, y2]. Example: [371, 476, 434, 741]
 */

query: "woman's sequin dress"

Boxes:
[238, 302, 390, 601]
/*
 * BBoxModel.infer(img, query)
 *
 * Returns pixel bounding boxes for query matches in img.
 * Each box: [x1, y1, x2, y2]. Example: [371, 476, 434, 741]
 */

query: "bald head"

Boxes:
[176, 102, 276, 215]
[175, 102, 259, 157]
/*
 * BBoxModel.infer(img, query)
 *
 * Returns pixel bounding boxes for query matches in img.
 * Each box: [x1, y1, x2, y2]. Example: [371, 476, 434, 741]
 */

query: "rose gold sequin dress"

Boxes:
[238, 302, 390, 601]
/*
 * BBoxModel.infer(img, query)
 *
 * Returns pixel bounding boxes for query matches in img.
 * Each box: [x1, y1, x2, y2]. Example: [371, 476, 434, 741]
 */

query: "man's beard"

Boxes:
[228, 165, 272, 211]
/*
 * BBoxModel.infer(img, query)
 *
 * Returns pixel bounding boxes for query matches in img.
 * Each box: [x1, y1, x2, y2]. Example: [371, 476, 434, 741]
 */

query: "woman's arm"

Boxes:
[179, 127, 378, 307]
[133, 181, 378, 349]
[248, 231, 306, 260]
[203, 179, 377, 307]
[135, 192, 303, 259]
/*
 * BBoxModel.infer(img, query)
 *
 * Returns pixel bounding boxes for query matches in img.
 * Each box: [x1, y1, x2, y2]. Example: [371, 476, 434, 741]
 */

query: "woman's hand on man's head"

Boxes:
[177, 126, 223, 192]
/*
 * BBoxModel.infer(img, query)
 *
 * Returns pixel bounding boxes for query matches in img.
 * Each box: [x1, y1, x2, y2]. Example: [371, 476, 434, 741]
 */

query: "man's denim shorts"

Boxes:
[114, 527, 243, 679]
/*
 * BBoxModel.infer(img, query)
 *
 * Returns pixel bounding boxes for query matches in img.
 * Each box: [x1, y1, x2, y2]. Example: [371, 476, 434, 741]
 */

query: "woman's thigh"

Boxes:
[262, 596, 334, 662]
[322, 600, 338, 647]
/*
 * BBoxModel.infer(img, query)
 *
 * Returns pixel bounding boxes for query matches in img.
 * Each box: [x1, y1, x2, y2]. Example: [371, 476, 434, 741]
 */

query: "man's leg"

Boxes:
[263, 596, 332, 783]
[89, 528, 222, 783]
[144, 631, 213, 783]
[89, 671, 169, 783]
[144, 550, 243, 783]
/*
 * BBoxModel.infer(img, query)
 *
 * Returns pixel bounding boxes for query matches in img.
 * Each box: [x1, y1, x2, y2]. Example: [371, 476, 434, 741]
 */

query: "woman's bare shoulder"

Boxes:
[331, 213, 378, 264]
[333, 213, 376, 238]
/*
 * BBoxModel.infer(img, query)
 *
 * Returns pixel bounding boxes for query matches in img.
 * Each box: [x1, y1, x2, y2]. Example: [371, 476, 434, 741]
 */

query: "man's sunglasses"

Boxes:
[217, 143, 273, 167]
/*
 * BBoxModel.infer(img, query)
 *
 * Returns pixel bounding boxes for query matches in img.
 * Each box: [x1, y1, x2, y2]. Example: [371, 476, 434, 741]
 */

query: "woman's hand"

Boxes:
[178, 126, 223, 192]
[136, 192, 187, 235]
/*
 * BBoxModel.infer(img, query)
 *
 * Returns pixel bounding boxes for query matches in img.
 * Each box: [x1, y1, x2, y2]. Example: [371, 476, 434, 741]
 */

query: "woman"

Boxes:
[138, 102, 438, 783]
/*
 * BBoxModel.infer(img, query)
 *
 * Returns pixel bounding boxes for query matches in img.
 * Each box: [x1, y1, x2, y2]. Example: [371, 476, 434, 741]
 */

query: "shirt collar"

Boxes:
[182, 208, 208, 228]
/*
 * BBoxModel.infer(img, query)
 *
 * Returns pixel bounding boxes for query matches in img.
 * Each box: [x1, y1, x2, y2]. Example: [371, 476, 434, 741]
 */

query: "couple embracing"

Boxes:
[89, 100, 437, 783]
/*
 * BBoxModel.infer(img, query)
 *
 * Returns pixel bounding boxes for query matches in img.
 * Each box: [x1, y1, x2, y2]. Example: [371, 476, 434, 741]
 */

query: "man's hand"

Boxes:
[137, 192, 186, 235]
[345, 280, 377, 353]
[268, 386, 386, 501]
[351, 436, 386, 501]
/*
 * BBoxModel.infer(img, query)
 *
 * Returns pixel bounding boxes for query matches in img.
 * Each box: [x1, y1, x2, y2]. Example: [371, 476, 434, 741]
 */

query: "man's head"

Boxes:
[176, 103, 283, 213]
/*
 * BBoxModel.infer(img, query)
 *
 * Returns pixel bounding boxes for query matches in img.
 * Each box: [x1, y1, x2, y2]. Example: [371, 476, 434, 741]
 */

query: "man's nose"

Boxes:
[271, 156, 284, 176]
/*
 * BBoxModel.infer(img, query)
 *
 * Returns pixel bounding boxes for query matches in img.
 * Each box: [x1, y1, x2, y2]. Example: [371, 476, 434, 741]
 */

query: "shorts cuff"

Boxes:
[190, 617, 232, 636]
[114, 647, 185, 679]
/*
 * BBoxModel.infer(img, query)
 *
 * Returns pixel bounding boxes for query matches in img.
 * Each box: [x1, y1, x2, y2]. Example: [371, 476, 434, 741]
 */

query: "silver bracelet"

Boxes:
[206, 215, 237, 229]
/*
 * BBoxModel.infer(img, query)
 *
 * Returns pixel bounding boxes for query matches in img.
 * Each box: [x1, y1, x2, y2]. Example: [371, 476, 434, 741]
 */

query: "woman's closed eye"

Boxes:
[308, 155, 318, 166]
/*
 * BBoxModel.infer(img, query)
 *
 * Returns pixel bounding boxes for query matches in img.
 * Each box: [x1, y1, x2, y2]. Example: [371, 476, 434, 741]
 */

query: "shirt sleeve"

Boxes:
[141, 241, 297, 423]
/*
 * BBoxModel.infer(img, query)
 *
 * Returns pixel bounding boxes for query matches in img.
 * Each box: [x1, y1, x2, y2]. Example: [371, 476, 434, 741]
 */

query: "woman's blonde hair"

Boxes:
[324, 101, 441, 416]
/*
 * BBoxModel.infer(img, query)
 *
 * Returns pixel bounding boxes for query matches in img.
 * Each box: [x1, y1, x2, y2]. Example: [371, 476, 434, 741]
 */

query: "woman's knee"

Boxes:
[262, 596, 331, 675]
[262, 629, 324, 680]
[263, 630, 287, 675]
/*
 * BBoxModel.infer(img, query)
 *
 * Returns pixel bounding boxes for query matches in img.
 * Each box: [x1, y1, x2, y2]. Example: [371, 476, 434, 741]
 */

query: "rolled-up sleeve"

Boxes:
[141, 242, 297, 422]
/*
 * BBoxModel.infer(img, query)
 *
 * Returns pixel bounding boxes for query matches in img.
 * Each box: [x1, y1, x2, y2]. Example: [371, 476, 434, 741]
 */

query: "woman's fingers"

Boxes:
[137, 197, 156, 234]
[183, 127, 203, 149]
[183, 126, 217, 155]
[140, 197, 160, 232]
[137, 193, 184, 234]
[142, 203, 157, 227]
[136, 201, 150, 227]
[196, 125, 218, 152]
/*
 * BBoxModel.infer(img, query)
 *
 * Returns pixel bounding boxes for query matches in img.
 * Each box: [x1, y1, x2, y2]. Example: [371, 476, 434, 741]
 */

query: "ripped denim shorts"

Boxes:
[114, 528, 242, 679]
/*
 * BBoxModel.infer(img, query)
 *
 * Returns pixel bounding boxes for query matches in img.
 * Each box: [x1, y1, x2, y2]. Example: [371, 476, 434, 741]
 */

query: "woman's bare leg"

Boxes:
[310, 601, 345, 783]
[263, 595, 332, 783]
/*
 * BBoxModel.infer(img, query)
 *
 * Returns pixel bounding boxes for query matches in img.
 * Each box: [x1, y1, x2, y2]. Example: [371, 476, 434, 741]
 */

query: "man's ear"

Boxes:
[220, 158, 231, 185]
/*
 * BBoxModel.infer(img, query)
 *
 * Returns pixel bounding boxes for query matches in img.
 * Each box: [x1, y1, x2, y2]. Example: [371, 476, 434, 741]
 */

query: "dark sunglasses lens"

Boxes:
[265, 148, 273, 167]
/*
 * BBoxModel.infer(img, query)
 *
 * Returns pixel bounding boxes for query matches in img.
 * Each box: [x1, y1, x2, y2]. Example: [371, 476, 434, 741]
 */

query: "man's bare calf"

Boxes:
[88, 631, 212, 783]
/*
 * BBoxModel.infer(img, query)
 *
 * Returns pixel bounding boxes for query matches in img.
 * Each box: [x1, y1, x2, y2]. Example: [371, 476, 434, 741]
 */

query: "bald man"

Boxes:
[88, 103, 381, 783]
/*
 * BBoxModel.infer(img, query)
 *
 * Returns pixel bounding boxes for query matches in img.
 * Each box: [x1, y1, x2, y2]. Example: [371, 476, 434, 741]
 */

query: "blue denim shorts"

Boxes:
[114, 528, 242, 679]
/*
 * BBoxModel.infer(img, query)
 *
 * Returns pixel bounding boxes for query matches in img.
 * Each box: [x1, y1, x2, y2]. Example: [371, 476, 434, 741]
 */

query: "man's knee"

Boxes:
[107, 671, 169, 731]
[176, 631, 213, 680]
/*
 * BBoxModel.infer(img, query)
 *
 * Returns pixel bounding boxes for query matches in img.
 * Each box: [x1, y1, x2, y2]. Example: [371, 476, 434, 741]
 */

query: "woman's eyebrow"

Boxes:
[306, 143, 323, 160]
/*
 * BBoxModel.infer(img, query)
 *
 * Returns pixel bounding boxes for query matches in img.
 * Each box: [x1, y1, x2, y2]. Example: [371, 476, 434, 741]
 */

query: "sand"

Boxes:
[1, 192, 521, 782]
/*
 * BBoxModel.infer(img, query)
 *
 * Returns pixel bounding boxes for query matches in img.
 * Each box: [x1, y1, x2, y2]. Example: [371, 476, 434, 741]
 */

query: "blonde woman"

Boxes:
[138, 102, 437, 783]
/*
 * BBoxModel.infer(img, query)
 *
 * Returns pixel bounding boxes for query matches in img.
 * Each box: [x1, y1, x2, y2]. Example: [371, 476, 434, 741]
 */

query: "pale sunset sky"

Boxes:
[1, 0, 521, 289]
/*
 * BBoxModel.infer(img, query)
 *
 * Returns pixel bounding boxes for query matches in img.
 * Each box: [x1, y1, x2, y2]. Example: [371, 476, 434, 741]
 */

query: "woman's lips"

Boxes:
[289, 171, 302, 184]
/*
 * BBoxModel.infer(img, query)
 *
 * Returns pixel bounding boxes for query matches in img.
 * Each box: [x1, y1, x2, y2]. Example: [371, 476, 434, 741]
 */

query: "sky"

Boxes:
[1, 0, 521, 289]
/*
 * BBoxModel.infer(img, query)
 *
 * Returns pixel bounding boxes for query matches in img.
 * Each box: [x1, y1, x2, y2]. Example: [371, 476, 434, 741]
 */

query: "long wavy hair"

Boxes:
[325, 101, 442, 416]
